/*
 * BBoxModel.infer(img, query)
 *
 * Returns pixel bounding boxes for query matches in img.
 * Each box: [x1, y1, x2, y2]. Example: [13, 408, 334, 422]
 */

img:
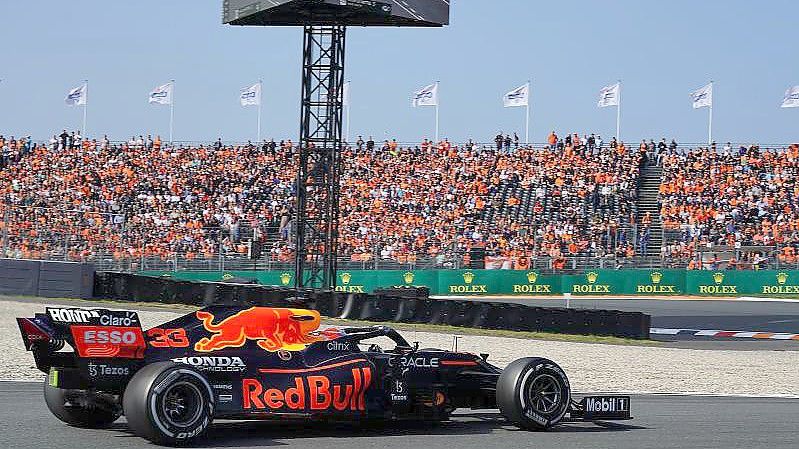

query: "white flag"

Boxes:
[503, 83, 529, 108]
[240, 82, 261, 106]
[342, 81, 350, 107]
[65, 83, 87, 106]
[149, 82, 173, 105]
[691, 83, 713, 109]
[781, 86, 799, 108]
[597, 83, 620, 108]
[412, 83, 438, 107]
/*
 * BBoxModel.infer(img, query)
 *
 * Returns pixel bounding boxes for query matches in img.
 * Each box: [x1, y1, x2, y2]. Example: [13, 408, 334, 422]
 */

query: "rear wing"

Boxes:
[17, 307, 146, 359]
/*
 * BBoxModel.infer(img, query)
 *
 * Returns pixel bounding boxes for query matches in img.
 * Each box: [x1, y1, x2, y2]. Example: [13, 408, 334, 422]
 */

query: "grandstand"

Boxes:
[0, 132, 797, 273]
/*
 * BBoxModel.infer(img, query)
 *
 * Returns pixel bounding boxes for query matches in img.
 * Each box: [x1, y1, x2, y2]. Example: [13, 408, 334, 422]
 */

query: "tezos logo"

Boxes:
[87, 362, 130, 377]
[172, 356, 247, 372]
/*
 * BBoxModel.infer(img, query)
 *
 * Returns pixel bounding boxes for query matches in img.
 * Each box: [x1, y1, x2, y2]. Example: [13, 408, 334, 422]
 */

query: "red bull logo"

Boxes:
[195, 307, 335, 352]
[243, 365, 372, 412]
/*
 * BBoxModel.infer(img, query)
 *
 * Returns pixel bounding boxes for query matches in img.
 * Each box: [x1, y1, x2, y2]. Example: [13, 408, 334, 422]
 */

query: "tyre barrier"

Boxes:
[326, 295, 650, 339]
[373, 286, 430, 299]
[93, 273, 650, 339]
[93, 272, 309, 307]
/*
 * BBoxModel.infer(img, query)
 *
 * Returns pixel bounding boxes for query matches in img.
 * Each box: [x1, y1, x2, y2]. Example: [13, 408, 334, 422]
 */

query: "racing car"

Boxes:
[18, 305, 631, 445]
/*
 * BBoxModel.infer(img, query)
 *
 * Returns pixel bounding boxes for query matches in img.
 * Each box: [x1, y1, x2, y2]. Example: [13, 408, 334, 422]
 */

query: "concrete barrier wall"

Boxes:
[0, 259, 94, 298]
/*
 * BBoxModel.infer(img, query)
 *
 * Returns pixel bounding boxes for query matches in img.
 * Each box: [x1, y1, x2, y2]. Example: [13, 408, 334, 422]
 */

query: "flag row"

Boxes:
[62, 80, 799, 110]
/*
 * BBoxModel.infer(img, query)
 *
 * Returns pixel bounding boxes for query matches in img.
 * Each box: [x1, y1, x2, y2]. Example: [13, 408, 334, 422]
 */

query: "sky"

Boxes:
[1, 0, 797, 144]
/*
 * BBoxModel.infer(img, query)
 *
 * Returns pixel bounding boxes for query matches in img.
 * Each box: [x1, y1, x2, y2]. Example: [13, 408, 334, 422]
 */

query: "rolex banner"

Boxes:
[135, 269, 798, 297]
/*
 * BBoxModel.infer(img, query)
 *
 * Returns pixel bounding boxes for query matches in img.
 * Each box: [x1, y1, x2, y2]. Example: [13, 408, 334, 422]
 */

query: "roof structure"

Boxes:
[222, 0, 450, 27]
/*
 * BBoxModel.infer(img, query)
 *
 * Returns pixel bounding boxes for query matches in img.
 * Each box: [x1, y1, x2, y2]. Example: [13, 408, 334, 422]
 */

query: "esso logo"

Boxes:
[83, 329, 138, 345]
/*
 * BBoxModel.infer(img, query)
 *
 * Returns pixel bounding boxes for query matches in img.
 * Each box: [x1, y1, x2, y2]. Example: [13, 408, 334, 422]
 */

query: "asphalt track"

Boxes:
[0, 382, 795, 449]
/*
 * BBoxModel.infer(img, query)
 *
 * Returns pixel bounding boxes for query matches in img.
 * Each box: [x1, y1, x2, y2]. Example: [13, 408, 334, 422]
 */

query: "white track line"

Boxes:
[650, 328, 799, 340]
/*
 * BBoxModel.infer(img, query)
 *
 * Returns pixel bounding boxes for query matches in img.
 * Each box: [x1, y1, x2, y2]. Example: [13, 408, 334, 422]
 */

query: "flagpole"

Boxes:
[525, 80, 531, 145]
[169, 80, 175, 143]
[257, 79, 262, 142]
[708, 81, 713, 145]
[616, 80, 621, 142]
[345, 80, 350, 143]
[435, 81, 440, 142]
[82, 80, 88, 137]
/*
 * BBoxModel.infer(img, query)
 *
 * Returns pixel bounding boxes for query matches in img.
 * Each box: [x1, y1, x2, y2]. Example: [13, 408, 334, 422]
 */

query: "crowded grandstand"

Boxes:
[0, 131, 796, 272]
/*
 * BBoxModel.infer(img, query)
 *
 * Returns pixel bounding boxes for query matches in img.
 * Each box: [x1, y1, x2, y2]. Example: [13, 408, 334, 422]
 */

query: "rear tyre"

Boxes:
[496, 357, 570, 430]
[43, 379, 120, 428]
[122, 362, 214, 446]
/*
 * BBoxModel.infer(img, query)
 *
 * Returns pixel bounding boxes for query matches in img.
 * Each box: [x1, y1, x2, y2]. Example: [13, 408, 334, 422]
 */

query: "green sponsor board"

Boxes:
[437, 270, 561, 295]
[137, 270, 297, 286]
[563, 270, 685, 295]
[333, 270, 439, 293]
[685, 270, 799, 296]
[136, 269, 799, 297]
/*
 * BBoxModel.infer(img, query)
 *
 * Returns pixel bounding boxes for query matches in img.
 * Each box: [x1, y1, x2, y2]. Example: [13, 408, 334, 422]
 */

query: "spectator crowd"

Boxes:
[1, 130, 797, 270]
[659, 143, 799, 268]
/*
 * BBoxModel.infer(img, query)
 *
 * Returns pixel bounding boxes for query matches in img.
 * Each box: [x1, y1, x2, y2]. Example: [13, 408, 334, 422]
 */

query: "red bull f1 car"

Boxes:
[18, 305, 631, 445]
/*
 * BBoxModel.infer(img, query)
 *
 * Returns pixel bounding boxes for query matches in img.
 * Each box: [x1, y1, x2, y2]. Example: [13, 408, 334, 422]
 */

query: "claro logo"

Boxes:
[243, 367, 372, 412]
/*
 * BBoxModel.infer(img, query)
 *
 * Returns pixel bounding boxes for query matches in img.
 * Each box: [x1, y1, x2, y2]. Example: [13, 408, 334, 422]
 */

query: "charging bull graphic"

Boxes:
[194, 307, 339, 352]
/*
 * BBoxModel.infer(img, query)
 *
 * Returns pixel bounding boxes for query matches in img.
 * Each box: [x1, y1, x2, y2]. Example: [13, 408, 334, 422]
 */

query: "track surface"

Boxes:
[0, 382, 795, 449]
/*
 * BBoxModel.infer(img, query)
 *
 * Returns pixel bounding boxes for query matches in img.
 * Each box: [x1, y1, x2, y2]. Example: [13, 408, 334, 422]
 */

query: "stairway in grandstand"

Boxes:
[636, 163, 664, 256]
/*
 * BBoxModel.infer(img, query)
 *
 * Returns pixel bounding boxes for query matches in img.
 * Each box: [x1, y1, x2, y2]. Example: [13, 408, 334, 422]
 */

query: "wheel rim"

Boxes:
[524, 373, 561, 415]
[160, 381, 203, 427]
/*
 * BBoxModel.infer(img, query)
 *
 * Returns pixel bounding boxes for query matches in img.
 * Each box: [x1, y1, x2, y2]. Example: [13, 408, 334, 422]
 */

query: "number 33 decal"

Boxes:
[147, 328, 189, 348]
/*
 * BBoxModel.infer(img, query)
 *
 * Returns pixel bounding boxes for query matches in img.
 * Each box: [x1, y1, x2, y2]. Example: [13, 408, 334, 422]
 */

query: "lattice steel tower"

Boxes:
[222, 0, 449, 289]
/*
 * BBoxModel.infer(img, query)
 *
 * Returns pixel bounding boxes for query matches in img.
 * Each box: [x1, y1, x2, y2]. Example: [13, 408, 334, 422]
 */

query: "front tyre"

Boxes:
[43, 379, 120, 428]
[496, 357, 570, 430]
[123, 362, 214, 446]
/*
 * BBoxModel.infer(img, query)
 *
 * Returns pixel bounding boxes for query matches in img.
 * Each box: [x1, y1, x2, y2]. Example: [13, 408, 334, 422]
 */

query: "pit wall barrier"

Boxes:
[93, 273, 651, 339]
[137, 269, 799, 297]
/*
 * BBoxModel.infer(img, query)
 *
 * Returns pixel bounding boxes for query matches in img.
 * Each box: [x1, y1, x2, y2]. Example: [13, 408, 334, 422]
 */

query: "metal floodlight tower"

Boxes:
[223, 0, 449, 290]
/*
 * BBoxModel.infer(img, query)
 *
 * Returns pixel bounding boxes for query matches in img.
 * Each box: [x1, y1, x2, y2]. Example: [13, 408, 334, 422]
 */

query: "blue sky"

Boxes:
[1, 0, 797, 144]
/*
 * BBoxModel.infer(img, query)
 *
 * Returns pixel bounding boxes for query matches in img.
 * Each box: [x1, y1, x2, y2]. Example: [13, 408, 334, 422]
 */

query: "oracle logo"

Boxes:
[243, 367, 372, 412]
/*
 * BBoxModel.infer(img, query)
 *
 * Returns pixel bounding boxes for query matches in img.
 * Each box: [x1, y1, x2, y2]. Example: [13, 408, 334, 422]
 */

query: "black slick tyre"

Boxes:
[496, 357, 570, 430]
[122, 361, 214, 446]
[43, 378, 120, 428]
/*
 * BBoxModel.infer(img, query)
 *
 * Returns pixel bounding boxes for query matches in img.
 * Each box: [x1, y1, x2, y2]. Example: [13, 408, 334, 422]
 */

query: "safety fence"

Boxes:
[135, 268, 799, 297]
[93, 272, 651, 339]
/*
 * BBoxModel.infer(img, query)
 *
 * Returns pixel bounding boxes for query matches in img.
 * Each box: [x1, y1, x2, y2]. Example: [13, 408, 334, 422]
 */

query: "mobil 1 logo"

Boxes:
[580, 396, 631, 420]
